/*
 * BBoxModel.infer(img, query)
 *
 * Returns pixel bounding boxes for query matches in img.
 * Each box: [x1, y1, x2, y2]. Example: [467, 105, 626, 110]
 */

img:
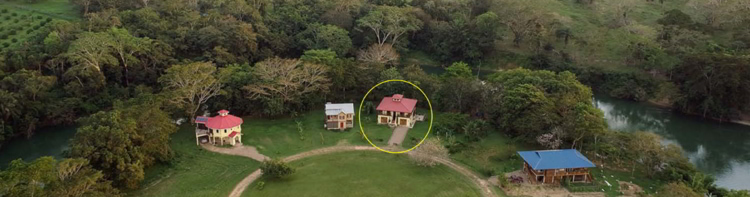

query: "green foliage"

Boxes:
[655, 182, 702, 197]
[296, 23, 352, 56]
[672, 53, 750, 120]
[0, 157, 120, 197]
[260, 159, 296, 179]
[69, 95, 177, 189]
[442, 62, 473, 79]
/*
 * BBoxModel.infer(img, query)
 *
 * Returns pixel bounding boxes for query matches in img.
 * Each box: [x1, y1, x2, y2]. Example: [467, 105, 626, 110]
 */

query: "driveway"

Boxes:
[387, 127, 409, 146]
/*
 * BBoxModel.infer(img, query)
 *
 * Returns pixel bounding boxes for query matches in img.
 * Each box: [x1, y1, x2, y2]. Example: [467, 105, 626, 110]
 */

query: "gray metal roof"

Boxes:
[325, 103, 355, 115]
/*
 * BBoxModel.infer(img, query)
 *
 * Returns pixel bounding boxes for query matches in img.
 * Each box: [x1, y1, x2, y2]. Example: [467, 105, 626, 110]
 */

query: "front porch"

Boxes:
[196, 128, 242, 146]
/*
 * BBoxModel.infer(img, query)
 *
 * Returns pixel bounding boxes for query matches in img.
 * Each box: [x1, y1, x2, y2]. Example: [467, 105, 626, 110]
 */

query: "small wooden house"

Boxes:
[518, 149, 596, 184]
[376, 94, 418, 128]
[325, 103, 355, 130]
[195, 110, 243, 146]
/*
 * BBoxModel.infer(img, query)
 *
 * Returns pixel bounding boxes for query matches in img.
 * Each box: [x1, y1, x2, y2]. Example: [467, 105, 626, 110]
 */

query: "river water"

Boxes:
[0, 127, 76, 168]
[594, 95, 750, 190]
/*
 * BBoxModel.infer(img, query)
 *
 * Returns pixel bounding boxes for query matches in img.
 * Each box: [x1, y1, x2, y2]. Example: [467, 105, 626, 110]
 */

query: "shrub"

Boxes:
[0, 34, 7, 39]
[2, 43, 8, 47]
[46, 18, 52, 22]
[260, 159, 295, 179]
[33, 25, 40, 30]
[3, 16, 9, 20]
[1, 9, 7, 13]
[13, 19, 19, 23]
[255, 181, 265, 190]
[497, 174, 510, 188]
[36, 16, 43, 20]
[27, 29, 33, 33]
[11, 13, 17, 17]
[11, 38, 17, 43]
[8, 30, 16, 35]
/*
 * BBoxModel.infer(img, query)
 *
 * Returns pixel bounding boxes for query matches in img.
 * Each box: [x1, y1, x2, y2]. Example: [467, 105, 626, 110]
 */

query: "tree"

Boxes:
[296, 23, 352, 56]
[106, 27, 152, 87]
[357, 44, 399, 65]
[443, 62, 473, 79]
[260, 159, 295, 179]
[408, 138, 449, 167]
[69, 110, 145, 189]
[356, 6, 423, 47]
[0, 157, 120, 197]
[492, 0, 549, 47]
[672, 54, 750, 120]
[159, 62, 223, 119]
[597, 0, 639, 27]
[657, 9, 696, 29]
[66, 31, 116, 74]
[244, 57, 330, 116]
[655, 182, 702, 197]
[687, 0, 749, 28]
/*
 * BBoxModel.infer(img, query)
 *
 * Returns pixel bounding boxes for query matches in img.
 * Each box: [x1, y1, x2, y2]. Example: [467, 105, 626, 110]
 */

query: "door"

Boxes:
[380, 117, 387, 123]
[340, 122, 344, 128]
[399, 119, 407, 126]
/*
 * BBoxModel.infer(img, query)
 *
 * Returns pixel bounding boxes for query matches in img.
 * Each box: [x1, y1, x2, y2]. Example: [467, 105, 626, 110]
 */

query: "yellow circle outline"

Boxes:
[358, 79, 433, 154]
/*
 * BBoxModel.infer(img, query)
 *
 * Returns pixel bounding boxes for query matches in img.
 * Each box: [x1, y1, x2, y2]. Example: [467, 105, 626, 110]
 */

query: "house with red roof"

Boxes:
[376, 94, 418, 128]
[195, 110, 244, 146]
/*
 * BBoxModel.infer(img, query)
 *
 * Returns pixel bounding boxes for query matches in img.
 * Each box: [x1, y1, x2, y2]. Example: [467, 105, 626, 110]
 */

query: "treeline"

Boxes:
[0, 0, 749, 196]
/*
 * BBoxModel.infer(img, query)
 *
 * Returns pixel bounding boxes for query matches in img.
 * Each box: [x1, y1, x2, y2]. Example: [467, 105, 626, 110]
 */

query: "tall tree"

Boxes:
[159, 62, 223, 119]
[356, 6, 423, 47]
[106, 27, 152, 87]
[296, 23, 352, 56]
[0, 157, 120, 197]
[244, 57, 330, 116]
[672, 53, 750, 120]
[66, 31, 117, 74]
[492, 0, 549, 47]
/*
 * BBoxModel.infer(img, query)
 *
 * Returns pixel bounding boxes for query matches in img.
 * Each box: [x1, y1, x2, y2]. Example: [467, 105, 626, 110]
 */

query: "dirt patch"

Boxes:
[618, 181, 643, 196]
[499, 170, 606, 197]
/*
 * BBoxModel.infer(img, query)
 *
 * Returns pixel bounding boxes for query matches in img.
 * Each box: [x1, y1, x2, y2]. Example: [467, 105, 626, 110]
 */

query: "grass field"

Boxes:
[243, 151, 482, 197]
[128, 125, 260, 197]
[0, 0, 79, 20]
[0, 0, 78, 53]
[449, 133, 530, 178]
[242, 107, 432, 158]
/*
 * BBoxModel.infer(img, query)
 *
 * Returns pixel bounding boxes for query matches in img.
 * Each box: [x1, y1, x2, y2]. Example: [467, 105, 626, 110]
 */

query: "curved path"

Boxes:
[204, 145, 497, 197]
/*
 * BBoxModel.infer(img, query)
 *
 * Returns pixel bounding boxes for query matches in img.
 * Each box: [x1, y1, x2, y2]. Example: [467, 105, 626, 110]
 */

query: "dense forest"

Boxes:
[1, 0, 750, 196]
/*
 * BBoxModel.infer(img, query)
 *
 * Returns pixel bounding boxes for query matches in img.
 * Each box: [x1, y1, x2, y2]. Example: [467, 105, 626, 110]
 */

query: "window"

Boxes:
[224, 129, 227, 133]
[214, 129, 218, 133]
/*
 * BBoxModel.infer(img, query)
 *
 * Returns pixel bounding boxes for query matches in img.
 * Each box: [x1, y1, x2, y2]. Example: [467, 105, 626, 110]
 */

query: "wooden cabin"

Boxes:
[518, 149, 596, 184]
[376, 94, 418, 128]
[325, 103, 355, 130]
[195, 110, 243, 146]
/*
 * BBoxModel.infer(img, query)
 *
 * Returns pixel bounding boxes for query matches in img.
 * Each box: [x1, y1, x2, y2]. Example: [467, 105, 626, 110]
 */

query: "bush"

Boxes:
[13, 19, 19, 23]
[33, 25, 40, 30]
[0, 34, 7, 39]
[2, 43, 9, 48]
[497, 174, 510, 188]
[46, 18, 52, 22]
[3, 16, 9, 20]
[11, 13, 17, 17]
[36, 16, 43, 20]
[255, 181, 265, 190]
[260, 159, 295, 179]
[11, 38, 17, 43]
[26, 29, 33, 33]
[8, 30, 16, 35]
[1, 9, 7, 13]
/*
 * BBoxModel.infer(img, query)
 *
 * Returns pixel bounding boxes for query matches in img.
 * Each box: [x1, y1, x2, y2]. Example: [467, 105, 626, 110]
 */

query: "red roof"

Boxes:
[228, 131, 238, 137]
[376, 94, 417, 113]
[199, 110, 243, 129]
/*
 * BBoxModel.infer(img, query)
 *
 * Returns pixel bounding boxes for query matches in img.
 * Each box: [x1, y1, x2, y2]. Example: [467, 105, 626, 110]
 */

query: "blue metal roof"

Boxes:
[517, 149, 596, 170]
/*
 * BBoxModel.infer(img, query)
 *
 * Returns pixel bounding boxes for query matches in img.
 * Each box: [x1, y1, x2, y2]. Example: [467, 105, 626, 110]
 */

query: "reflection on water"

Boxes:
[0, 127, 76, 168]
[594, 95, 750, 190]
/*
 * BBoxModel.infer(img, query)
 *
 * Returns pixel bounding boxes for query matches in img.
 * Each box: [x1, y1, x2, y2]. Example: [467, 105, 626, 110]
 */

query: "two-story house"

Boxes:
[325, 103, 355, 130]
[195, 110, 243, 146]
[376, 94, 418, 128]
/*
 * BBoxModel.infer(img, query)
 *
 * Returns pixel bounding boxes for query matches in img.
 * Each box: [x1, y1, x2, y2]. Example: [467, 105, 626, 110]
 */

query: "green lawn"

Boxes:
[243, 151, 482, 197]
[242, 108, 433, 158]
[449, 133, 530, 177]
[128, 125, 260, 197]
[0, 0, 79, 20]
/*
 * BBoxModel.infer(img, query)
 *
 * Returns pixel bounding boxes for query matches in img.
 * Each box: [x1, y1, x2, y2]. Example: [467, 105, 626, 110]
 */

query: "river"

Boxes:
[594, 95, 750, 190]
[0, 127, 76, 168]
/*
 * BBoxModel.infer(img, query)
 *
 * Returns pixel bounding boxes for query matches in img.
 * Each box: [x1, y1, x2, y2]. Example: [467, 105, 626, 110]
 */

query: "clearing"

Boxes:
[128, 125, 261, 197]
[242, 151, 482, 197]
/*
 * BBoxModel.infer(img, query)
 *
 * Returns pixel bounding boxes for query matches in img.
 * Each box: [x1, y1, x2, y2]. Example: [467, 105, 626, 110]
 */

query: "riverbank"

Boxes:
[647, 99, 750, 127]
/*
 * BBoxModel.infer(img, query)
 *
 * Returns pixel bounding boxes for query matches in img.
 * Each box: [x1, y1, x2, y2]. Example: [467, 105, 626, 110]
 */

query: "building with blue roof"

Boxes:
[517, 149, 596, 184]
